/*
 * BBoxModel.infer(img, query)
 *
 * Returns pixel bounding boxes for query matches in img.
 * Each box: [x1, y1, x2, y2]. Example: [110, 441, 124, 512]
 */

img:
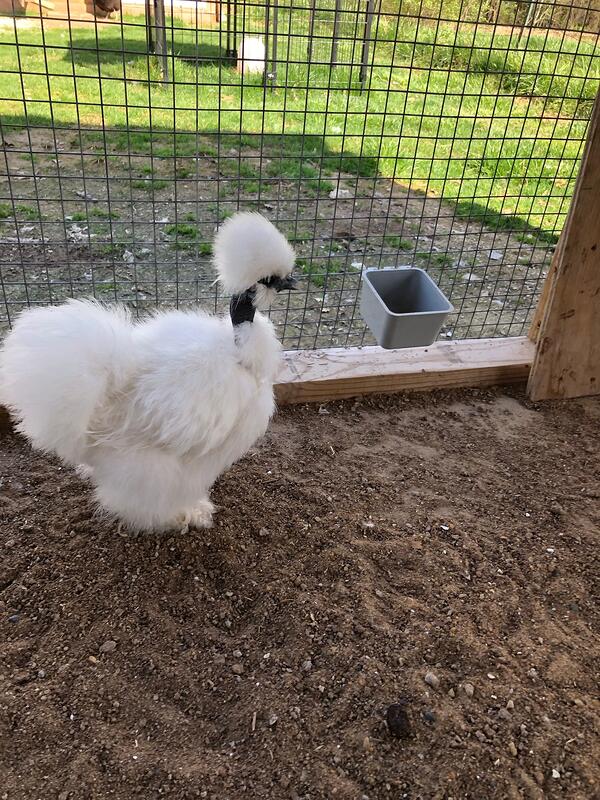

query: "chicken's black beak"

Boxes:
[278, 275, 298, 292]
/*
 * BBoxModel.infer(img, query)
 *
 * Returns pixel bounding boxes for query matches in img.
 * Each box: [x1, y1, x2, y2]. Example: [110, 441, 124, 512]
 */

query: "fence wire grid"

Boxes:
[0, 0, 598, 349]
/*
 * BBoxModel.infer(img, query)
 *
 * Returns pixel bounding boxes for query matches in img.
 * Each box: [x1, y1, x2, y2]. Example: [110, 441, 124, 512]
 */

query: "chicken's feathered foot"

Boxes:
[176, 498, 216, 534]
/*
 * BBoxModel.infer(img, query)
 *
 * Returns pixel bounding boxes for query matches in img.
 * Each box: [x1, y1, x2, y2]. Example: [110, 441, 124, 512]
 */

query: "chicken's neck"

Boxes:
[230, 288, 256, 327]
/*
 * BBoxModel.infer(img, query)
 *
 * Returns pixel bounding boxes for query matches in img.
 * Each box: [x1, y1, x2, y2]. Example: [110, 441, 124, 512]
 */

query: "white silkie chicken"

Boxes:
[0, 212, 296, 532]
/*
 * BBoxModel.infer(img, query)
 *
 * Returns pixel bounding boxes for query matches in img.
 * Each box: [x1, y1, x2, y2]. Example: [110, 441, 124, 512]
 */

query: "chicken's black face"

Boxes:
[258, 275, 298, 292]
[252, 273, 297, 312]
[230, 274, 297, 326]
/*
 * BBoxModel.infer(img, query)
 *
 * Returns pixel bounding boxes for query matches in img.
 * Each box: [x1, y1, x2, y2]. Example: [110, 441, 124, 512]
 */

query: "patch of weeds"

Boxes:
[165, 223, 197, 238]
[240, 181, 261, 195]
[200, 144, 218, 157]
[90, 208, 120, 220]
[296, 257, 325, 288]
[97, 243, 123, 257]
[97, 282, 117, 293]
[209, 206, 233, 223]
[384, 235, 413, 251]
[198, 242, 212, 257]
[132, 178, 169, 191]
[176, 166, 193, 179]
[432, 252, 455, 267]
[415, 251, 455, 268]
[16, 204, 41, 220]
[516, 233, 541, 246]
[0, 203, 13, 219]
[266, 160, 333, 194]
[70, 212, 88, 222]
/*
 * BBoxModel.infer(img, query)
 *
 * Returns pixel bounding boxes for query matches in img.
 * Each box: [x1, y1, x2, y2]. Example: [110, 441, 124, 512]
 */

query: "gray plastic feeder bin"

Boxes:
[361, 267, 453, 349]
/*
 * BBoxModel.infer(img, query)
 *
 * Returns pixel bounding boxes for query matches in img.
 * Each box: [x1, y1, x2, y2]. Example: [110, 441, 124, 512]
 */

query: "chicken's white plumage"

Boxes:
[0, 213, 294, 532]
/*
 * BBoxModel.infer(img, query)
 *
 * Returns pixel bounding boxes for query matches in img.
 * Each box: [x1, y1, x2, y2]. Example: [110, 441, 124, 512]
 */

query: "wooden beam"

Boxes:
[275, 337, 534, 405]
[528, 92, 600, 401]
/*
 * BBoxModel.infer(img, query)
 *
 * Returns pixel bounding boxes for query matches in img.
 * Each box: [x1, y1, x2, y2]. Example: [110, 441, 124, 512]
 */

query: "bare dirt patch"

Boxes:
[1, 387, 599, 799]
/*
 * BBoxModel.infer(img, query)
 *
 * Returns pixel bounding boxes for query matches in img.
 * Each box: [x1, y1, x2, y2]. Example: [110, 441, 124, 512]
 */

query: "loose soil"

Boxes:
[1, 387, 599, 799]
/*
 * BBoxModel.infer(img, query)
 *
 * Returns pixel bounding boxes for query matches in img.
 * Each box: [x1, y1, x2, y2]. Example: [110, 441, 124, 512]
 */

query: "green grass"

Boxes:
[296, 258, 325, 289]
[1, 14, 598, 235]
[90, 207, 120, 220]
[384, 235, 413, 251]
[165, 223, 212, 255]
[0, 202, 42, 220]
[165, 223, 197, 238]
[16, 204, 41, 220]
[132, 178, 169, 191]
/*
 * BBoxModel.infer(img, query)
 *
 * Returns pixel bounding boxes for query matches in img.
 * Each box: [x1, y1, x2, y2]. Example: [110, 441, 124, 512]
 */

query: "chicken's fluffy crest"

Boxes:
[213, 212, 296, 294]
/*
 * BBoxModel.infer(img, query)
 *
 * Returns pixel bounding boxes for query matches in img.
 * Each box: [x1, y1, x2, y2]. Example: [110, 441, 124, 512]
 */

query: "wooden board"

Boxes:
[275, 337, 534, 405]
[528, 93, 600, 401]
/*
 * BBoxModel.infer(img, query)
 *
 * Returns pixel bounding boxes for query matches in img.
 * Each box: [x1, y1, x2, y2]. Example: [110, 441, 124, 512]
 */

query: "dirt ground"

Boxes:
[0, 387, 599, 800]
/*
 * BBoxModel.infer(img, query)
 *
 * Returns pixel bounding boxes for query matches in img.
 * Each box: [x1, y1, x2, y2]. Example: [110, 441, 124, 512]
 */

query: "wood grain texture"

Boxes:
[275, 337, 534, 404]
[528, 93, 600, 401]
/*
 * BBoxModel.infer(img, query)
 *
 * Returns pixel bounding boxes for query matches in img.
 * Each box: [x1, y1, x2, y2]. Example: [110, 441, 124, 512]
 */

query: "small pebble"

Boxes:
[232, 663, 244, 675]
[508, 741, 518, 757]
[37, 669, 46, 679]
[527, 668, 539, 680]
[232, 649, 243, 659]
[8, 614, 19, 624]
[268, 713, 278, 727]
[552, 769, 560, 779]
[422, 710, 436, 724]
[463, 682, 475, 698]
[386, 702, 411, 739]
[506, 699, 515, 710]
[447, 688, 455, 698]
[213, 654, 226, 665]
[497, 708, 511, 721]
[302, 659, 313, 672]
[100, 640, 117, 654]
[424, 671, 440, 689]
[474, 730, 487, 743]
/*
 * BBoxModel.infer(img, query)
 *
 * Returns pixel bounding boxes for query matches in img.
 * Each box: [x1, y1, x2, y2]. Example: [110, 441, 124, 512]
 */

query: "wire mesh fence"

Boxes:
[0, 0, 598, 349]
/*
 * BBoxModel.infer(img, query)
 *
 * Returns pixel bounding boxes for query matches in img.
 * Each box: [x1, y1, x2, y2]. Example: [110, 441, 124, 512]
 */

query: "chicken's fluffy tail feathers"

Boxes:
[0, 299, 134, 463]
[212, 211, 295, 294]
